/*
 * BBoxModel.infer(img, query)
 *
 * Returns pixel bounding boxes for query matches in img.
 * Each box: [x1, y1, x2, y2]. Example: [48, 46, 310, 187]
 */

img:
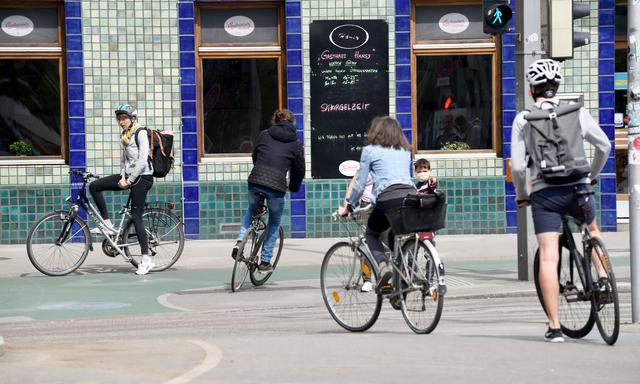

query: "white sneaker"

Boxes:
[361, 281, 373, 292]
[90, 225, 117, 236]
[135, 256, 155, 275]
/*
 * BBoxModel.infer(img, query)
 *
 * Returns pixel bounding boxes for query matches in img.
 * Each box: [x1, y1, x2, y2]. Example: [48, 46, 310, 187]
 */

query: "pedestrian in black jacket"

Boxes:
[231, 109, 305, 272]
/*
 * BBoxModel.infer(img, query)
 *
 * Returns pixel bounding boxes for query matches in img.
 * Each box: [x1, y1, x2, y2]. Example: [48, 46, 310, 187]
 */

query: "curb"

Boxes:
[0, 336, 5, 357]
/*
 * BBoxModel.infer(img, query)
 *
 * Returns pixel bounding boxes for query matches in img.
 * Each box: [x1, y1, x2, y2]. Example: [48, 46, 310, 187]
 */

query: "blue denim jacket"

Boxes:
[348, 145, 413, 205]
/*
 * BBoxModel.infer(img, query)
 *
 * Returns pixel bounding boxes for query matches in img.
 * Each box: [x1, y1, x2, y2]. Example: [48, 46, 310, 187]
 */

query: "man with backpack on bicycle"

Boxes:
[510, 59, 611, 342]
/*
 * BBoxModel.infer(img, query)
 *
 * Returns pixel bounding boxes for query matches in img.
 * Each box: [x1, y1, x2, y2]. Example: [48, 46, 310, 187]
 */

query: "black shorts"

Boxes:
[530, 184, 596, 234]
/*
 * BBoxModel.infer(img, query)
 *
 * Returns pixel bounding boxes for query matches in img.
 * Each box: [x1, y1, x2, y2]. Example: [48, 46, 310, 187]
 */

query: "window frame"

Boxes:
[195, 1, 285, 159]
[412, 0, 502, 155]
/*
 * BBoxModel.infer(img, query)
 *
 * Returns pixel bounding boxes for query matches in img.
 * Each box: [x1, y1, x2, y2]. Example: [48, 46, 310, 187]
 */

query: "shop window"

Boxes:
[0, 6, 64, 158]
[413, 2, 498, 153]
[197, 4, 284, 156]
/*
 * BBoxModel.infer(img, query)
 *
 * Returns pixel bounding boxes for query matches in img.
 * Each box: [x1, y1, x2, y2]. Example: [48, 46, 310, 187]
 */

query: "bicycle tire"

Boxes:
[231, 230, 254, 292]
[320, 242, 382, 332]
[26, 210, 91, 276]
[250, 226, 284, 286]
[400, 240, 444, 334]
[533, 236, 595, 339]
[123, 208, 185, 271]
[587, 237, 620, 345]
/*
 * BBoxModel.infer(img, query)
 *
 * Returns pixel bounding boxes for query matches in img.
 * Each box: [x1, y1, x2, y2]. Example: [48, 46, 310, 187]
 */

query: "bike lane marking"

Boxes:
[163, 340, 222, 384]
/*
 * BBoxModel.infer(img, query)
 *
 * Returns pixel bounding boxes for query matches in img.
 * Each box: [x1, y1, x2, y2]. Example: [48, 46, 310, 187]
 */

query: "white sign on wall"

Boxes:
[224, 15, 255, 37]
[1, 15, 34, 37]
[438, 13, 469, 34]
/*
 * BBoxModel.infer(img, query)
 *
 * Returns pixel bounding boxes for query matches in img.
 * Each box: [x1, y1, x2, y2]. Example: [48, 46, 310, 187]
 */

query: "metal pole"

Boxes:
[628, 0, 640, 323]
[515, 0, 542, 281]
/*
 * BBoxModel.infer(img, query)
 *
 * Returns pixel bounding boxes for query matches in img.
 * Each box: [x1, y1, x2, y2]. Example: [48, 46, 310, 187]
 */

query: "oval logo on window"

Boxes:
[1, 15, 34, 37]
[224, 16, 255, 37]
[438, 13, 470, 34]
[329, 24, 369, 50]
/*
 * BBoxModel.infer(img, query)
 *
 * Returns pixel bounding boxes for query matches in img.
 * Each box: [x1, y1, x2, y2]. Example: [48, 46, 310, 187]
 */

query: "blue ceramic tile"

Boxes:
[68, 84, 83, 101]
[180, 68, 196, 85]
[599, 9, 614, 25]
[600, 177, 616, 193]
[505, 181, 515, 195]
[396, 65, 411, 81]
[286, 66, 302, 82]
[599, 92, 614, 108]
[503, 94, 516, 110]
[506, 226, 517, 234]
[396, 48, 410, 65]
[287, 82, 303, 98]
[396, 97, 411, 113]
[505, 196, 517, 211]
[182, 149, 197, 164]
[396, 81, 411, 97]
[291, 216, 306, 232]
[395, 32, 410, 49]
[598, 58, 614, 75]
[502, 46, 515, 62]
[397, 113, 411, 128]
[291, 232, 306, 239]
[395, 16, 410, 32]
[503, 127, 512, 139]
[403, 129, 412, 145]
[599, 42, 615, 59]
[66, 18, 81, 35]
[290, 199, 306, 215]
[182, 164, 198, 181]
[503, 142, 511, 158]
[180, 85, 196, 101]
[69, 101, 84, 117]
[68, 118, 85, 134]
[181, 101, 196, 117]
[67, 68, 83, 83]
[182, 133, 197, 150]
[69, 134, 85, 150]
[601, 210, 617, 227]
[69, 151, 86, 167]
[505, 211, 517, 227]
[502, 33, 515, 46]
[286, 2, 301, 17]
[179, 19, 194, 35]
[292, 182, 305, 196]
[184, 218, 199, 237]
[184, 202, 199, 218]
[178, 2, 195, 19]
[599, 26, 614, 43]
[180, 52, 195, 68]
[502, 79, 516, 94]
[395, 0, 410, 15]
[67, 52, 83, 68]
[603, 158, 616, 174]
[287, 50, 302, 66]
[599, 108, 614, 125]
[179, 36, 195, 51]
[286, 17, 301, 34]
[182, 117, 197, 133]
[65, 1, 81, 18]
[502, 62, 515, 78]
[601, 193, 616, 209]
[184, 185, 199, 201]
[286, 34, 302, 50]
[288, 98, 303, 114]
[66, 35, 82, 51]
[296, 130, 304, 143]
[503, 110, 516, 125]
[599, 0, 615, 9]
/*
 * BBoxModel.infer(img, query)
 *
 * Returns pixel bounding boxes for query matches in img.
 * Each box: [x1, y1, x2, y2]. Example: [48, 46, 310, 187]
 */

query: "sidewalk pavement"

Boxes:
[0, 230, 631, 300]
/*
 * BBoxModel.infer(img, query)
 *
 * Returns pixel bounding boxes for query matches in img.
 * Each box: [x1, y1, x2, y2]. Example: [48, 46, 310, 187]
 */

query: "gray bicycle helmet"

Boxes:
[526, 59, 563, 86]
[114, 104, 138, 119]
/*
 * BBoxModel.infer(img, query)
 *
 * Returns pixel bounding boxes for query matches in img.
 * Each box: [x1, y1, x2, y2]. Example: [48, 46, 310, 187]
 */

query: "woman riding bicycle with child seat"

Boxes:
[338, 116, 416, 292]
[231, 109, 305, 272]
[88, 103, 155, 275]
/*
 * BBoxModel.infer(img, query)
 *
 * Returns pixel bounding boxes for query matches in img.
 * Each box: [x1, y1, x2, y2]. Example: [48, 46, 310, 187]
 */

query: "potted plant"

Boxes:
[440, 141, 470, 151]
[9, 140, 32, 156]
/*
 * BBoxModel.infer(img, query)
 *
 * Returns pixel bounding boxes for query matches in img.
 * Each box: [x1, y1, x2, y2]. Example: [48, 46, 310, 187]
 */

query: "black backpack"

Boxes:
[135, 127, 174, 178]
[523, 101, 591, 185]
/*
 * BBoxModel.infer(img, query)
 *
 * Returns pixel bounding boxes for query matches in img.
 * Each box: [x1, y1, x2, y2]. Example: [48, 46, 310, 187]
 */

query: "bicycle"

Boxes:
[26, 170, 185, 276]
[321, 192, 447, 333]
[533, 185, 620, 345]
[231, 192, 284, 292]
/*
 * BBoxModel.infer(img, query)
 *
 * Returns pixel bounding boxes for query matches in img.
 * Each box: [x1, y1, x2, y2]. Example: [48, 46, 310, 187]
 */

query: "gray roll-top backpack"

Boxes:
[523, 101, 591, 184]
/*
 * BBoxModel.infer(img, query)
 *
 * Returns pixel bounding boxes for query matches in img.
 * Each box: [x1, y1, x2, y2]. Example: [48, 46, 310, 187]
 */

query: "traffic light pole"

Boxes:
[515, 0, 542, 281]
[628, 0, 640, 323]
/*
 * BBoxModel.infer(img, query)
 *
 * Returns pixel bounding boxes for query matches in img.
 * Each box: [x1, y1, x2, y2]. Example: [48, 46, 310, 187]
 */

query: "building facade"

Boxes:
[0, 0, 618, 243]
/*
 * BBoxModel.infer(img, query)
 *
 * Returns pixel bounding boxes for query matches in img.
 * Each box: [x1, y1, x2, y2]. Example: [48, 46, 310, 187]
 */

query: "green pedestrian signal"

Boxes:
[483, 1, 512, 34]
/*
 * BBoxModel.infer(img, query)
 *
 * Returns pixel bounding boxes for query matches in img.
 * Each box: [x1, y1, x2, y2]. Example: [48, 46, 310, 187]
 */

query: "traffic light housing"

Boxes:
[547, 0, 591, 60]
[483, 1, 512, 34]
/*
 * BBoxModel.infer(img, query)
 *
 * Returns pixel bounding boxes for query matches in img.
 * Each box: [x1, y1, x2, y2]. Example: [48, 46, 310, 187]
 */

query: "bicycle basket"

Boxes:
[385, 192, 447, 235]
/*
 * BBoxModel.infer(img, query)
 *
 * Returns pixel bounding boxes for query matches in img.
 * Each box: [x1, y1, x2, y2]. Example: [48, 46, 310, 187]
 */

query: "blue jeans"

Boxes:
[236, 183, 285, 263]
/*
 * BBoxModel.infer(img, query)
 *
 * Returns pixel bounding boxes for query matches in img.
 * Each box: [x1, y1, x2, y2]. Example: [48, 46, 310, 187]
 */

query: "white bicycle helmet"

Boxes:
[114, 104, 138, 119]
[526, 59, 563, 85]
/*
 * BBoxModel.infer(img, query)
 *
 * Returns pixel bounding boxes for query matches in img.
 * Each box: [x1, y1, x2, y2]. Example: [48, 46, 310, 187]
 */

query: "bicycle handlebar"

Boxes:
[70, 170, 100, 181]
[331, 203, 373, 220]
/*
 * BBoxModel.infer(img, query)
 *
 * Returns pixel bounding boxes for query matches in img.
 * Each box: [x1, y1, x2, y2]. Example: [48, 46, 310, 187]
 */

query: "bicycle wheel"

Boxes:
[26, 211, 91, 276]
[533, 236, 595, 339]
[400, 240, 444, 334]
[320, 242, 382, 332]
[587, 237, 620, 345]
[231, 230, 255, 292]
[123, 208, 185, 271]
[250, 226, 284, 286]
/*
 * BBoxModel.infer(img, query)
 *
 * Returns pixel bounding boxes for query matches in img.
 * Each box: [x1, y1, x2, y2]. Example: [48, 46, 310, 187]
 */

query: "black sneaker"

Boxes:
[257, 261, 273, 273]
[544, 327, 564, 343]
[231, 240, 241, 260]
[597, 277, 612, 304]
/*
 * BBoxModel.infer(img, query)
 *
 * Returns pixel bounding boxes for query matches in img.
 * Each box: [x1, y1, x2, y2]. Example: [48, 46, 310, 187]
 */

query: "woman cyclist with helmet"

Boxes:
[89, 104, 155, 275]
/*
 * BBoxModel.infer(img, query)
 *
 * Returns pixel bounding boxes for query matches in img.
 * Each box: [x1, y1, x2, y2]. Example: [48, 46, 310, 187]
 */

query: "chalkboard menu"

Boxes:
[310, 20, 389, 179]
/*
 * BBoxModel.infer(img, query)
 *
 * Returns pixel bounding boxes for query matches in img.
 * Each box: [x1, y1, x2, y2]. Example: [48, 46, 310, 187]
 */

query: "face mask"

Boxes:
[415, 171, 430, 183]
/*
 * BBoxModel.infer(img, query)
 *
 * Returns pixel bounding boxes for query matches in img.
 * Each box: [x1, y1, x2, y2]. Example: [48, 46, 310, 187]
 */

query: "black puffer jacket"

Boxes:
[248, 121, 305, 193]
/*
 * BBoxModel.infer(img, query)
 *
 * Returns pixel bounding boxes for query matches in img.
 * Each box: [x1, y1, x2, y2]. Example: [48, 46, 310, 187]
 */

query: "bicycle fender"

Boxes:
[422, 238, 446, 289]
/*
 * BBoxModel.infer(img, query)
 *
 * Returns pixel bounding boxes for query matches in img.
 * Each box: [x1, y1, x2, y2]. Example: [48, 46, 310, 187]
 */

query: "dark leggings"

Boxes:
[89, 174, 154, 254]
[365, 197, 406, 265]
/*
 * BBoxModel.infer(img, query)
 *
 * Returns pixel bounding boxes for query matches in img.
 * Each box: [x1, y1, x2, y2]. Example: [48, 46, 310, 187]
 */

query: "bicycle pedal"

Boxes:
[376, 284, 393, 295]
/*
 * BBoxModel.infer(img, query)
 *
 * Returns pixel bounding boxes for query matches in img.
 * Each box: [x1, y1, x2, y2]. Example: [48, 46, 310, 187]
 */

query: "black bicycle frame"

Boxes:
[560, 217, 593, 302]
